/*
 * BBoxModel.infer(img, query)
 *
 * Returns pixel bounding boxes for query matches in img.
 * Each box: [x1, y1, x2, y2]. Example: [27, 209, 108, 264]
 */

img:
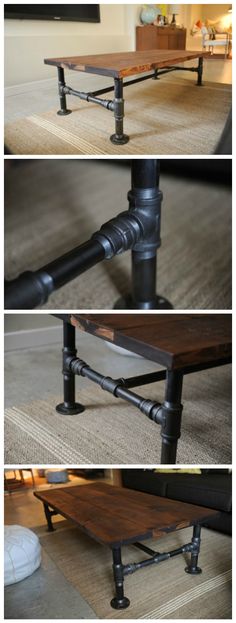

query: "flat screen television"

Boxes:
[4, 5, 100, 23]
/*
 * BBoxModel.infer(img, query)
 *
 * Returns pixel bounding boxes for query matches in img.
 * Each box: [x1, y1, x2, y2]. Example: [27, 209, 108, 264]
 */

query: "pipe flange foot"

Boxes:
[185, 566, 202, 575]
[110, 597, 130, 610]
[56, 402, 85, 415]
[110, 133, 129, 145]
[57, 109, 72, 115]
[114, 294, 173, 310]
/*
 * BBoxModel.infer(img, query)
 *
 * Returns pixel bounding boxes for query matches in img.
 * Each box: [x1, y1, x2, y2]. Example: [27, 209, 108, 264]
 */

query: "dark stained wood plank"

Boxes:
[34, 482, 219, 548]
[44, 50, 207, 79]
[34, 487, 152, 546]
[54, 313, 231, 370]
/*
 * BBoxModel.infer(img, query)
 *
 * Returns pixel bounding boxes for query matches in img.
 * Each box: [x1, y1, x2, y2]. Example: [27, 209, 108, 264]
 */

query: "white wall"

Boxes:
[5, 314, 59, 332]
[201, 4, 232, 24]
[4, 4, 132, 86]
[4, 314, 61, 351]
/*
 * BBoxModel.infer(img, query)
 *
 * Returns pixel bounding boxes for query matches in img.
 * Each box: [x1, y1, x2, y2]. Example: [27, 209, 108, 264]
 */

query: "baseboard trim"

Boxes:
[5, 326, 62, 351]
[5, 73, 113, 97]
[5, 77, 56, 97]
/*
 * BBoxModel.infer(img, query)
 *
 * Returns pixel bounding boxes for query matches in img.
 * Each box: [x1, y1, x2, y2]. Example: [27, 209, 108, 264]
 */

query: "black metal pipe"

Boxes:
[112, 548, 125, 601]
[5, 158, 175, 310]
[132, 253, 157, 309]
[44, 503, 57, 531]
[158, 66, 197, 74]
[4, 239, 105, 309]
[62, 323, 76, 408]
[131, 159, 160, 188]
[114, 157, 172, 310]
[133, 542, 158, 556]
[57, 67, 71, 115]
[197, 57, 203, 86]
[111, 547, 130, 609]
[5, 198, 154, 309]
[110, 78, 129, 144]
[68, 356, 162, 421]
[114, 77, 124, 138]
[165, 369, 183, 404]
[123, 542, 193, 575]
[123, 370, 166, 388]
[161, 370, 183, 464]
[185, 524, 202, 574]
[130, 159, 162, 309]
[92, 72, 156, 96]
[123, 357, 231, 388]
[56, 322, 85, 415]
[43, 239, 105, 289]
[116, 385, 161, 416]
[84, 65, 198, 98]
[64, 86, 114, 110]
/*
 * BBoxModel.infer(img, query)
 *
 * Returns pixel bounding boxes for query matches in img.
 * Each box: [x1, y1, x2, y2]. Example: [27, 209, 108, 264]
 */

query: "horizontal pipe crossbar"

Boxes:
[158, 66, 198, 74]
[63, 64, 199, 101]
[123, 542, 193, 575]
[63, 86, 114, 110]
[90, 65, 199, 93]
[123, 357, 232, 388]
[133, 542, 158, 556]
[66, 356, 162, 422]
[5, 200, 158, 309]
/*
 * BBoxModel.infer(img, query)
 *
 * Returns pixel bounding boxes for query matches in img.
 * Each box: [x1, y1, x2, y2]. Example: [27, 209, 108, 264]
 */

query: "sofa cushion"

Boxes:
[166, 474, 232, 512]
[122, 470, 167, 497]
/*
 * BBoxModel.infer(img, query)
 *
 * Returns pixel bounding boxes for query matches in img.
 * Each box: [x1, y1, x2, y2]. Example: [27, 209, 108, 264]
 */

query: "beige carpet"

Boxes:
[4, 365, 231, 464]
[5, 161, 232, 310]
[36, 520, 231, 619]
[5, 77, 231, 155]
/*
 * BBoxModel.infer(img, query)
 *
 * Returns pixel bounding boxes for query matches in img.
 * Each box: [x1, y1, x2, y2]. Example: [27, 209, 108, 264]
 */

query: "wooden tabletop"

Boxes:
[54, 313, 231, 370]
[34, 482, 219, 548]
[44, 50, 205, 79]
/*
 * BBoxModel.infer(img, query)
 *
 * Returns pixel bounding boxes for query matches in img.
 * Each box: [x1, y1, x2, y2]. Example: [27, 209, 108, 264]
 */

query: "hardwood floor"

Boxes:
[4, 473, 111, 528]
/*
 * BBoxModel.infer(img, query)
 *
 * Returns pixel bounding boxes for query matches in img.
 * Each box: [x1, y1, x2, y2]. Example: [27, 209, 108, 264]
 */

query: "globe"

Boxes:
[140, 5, 159, 25]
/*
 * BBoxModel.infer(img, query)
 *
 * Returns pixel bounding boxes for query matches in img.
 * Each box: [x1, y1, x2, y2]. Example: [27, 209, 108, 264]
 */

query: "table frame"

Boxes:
[41, 496, 203, 609]
[5, 159, 173, 310]
[55, 319, 231, 464]
[53, 57, 203, 144]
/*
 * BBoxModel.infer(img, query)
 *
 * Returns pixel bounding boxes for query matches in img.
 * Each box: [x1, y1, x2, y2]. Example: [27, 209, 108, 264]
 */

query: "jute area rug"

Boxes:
[4, 365, 231, 464]
[5, 78, 231, 155]
[5, 161, 232, 310]
[36, 520, 231, 619]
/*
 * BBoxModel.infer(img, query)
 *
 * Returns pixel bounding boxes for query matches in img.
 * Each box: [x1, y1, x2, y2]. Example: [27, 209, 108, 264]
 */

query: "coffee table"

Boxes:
[44, 50, 206, 144]
[34, 482, 219, 609]
[53, 313, 231, 464]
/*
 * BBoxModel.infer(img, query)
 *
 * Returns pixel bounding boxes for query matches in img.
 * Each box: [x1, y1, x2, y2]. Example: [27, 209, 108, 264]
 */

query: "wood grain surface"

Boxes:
[34, 482, 218, 548]
[54, 313, 232, 369]
[44, 50, 206, 78]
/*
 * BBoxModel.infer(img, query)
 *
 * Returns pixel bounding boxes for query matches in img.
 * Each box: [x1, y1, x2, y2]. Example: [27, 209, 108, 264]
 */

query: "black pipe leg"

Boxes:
[57, 67, 72, 115]
[114, 160, 173, 310]
[56, 321, 85, 415]
[160, 370, 183, 464]
[129, 251, 172, 309]
[44, 504, 55, 532]
[110, 547, 130, 609]
[110, 78, 129, 145]
[185, 525, 202, 574]
[152, 69, 160, 80]
[196, 57, 203, 86]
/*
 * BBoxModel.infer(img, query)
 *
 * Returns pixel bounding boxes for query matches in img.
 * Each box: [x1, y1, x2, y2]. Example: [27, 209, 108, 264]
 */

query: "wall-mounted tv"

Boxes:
[4, 5, 100, 23]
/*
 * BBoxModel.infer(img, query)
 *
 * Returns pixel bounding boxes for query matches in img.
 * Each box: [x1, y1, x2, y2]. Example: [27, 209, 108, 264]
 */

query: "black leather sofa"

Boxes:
[122, 469, 232, 535]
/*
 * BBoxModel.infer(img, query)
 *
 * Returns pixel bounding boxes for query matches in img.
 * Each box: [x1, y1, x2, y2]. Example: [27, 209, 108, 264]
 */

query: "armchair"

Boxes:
[201, 26, 230, 58]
